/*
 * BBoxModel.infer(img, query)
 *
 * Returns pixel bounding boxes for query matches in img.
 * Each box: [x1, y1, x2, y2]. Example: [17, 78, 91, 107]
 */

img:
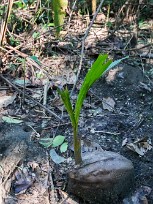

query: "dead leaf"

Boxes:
[13, 168, 36, 195]
[70, 139, 103, 153]
[123, 186, 152, 204]
[81, 139, 103, 153]
[42, 57, 77, 86]
[88, 107, 102, 116]
[0, 91, 16, 108]
[59, 189, 79, 204]
[0, 90, 6, 97]
[125, 137, 152, 156]
[27, 162, 39, 171]
[139, 82, 151, 92]
[16, 161, 50, 204]
[122, 138, 128, 147]
[31, 89, 42, 99]
[51, 96, 63, 111]
[105, 67, 123, 83]
[102, 97, 115, 111]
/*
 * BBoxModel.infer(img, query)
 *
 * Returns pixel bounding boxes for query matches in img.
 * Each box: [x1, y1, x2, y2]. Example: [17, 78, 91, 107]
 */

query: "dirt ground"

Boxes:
[1, 60, 153, 203]
[0, 15, 153, 204]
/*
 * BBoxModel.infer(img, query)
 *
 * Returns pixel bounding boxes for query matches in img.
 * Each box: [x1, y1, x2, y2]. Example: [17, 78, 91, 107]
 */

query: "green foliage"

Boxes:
[52, 135, 65, 147]
[2, 116, 23, 124]
[59, 88, 76, 128]
[59, 54, 129, 164]
[39, 135, 68, 152]
[60, 142, 68, 153]
[13, 1, 26, 9]
[75, 54, 112, 126]
[30, 56, 41, 65]
[52, 0, 68, 37]
[106, 21, 112, 28]
[0, 5, 4, 16]
[9, 35, 20, 46]
[58, 54, 112, 164]
[32, 32, 40, 39]
[39, 138, 53, 148]
[39, 135, 68, 164]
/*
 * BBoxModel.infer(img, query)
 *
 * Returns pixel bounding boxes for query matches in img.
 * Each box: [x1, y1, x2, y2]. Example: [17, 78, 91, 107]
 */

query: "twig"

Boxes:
[0, 74, 62, 121]
[111, 43, 153, 53]
[35, 0, 41, 13]
[139, 53, 153, 59]
[67, 0, 77, 30]
[71, 0, 105, 96]
[0, 0, 14, 45]
[47, 152, 56, 204]
[126, 43, 153, 51]
[4, 45, 50, 76]
[91, 130, 120, 136]
[43, 79, 50, 115]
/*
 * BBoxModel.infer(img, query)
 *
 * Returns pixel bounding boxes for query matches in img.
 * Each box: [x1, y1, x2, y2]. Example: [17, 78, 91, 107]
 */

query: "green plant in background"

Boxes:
[59, 54, 128, 165]
[39, 135, 68, 164]
[39, 135, 68, 151]
[52, 0, 68, 37]
[9, 35, 20, 46]
[32, 31, 40, 39]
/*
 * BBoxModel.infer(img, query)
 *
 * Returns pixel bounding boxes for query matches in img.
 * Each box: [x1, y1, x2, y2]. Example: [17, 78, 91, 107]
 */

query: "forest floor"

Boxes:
[0, 14, 153, 203]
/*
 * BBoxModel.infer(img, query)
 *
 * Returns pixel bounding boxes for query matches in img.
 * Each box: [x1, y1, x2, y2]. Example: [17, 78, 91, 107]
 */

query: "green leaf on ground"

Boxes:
[2, 116, 23, 124]
[60, 142, 68, 153]
[30, 56, 41, 65]
[39, 138, 53, 148]
[52, 135, 65, 147]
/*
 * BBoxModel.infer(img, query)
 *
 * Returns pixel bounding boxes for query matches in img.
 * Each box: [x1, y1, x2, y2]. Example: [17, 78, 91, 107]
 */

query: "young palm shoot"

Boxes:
[59, 54, 128, 165]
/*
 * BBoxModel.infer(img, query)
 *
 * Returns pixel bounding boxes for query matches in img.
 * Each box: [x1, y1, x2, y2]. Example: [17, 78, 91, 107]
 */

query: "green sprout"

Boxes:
[59, 54, 128, 165]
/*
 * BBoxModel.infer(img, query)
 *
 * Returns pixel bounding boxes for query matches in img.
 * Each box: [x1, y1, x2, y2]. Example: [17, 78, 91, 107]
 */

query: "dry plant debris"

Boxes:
[0, 0, 153, 203]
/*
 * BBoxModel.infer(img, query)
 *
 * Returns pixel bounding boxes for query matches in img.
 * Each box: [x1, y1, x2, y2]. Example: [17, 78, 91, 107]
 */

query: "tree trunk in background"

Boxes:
[91, 0, 96, 14]
[52, 0, 68, 37]
[87, 0, 96, 16]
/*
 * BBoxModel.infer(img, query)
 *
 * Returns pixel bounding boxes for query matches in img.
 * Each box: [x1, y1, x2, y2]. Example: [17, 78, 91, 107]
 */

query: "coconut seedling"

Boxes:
[58, 54, 128, 164]
[58, 54, 134, 203]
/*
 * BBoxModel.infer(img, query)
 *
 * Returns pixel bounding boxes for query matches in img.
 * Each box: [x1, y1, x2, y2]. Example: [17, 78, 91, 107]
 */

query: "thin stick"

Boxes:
[67, 0, 77, 29]
[3, 45, 54, 80]
[0, 74, 62, 121]
[71, 0, 105, 96]
[91, 130, 120, 136]
[0, 0, 14, 45]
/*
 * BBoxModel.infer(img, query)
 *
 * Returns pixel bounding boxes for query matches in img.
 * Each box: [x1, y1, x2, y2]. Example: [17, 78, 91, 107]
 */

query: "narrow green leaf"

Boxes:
[2, 116, 23, 124]
[58, 88, 76, 127]
[52, 135, 65, 147]
[75, 54, 112, 125]
[30, 56, 41, 65]
[47, 23, 54, 27]
[104, 56, 129, 74]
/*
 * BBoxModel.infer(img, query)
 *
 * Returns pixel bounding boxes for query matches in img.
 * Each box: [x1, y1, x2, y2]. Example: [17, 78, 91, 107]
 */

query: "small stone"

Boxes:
[68, 151, 134, 204]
